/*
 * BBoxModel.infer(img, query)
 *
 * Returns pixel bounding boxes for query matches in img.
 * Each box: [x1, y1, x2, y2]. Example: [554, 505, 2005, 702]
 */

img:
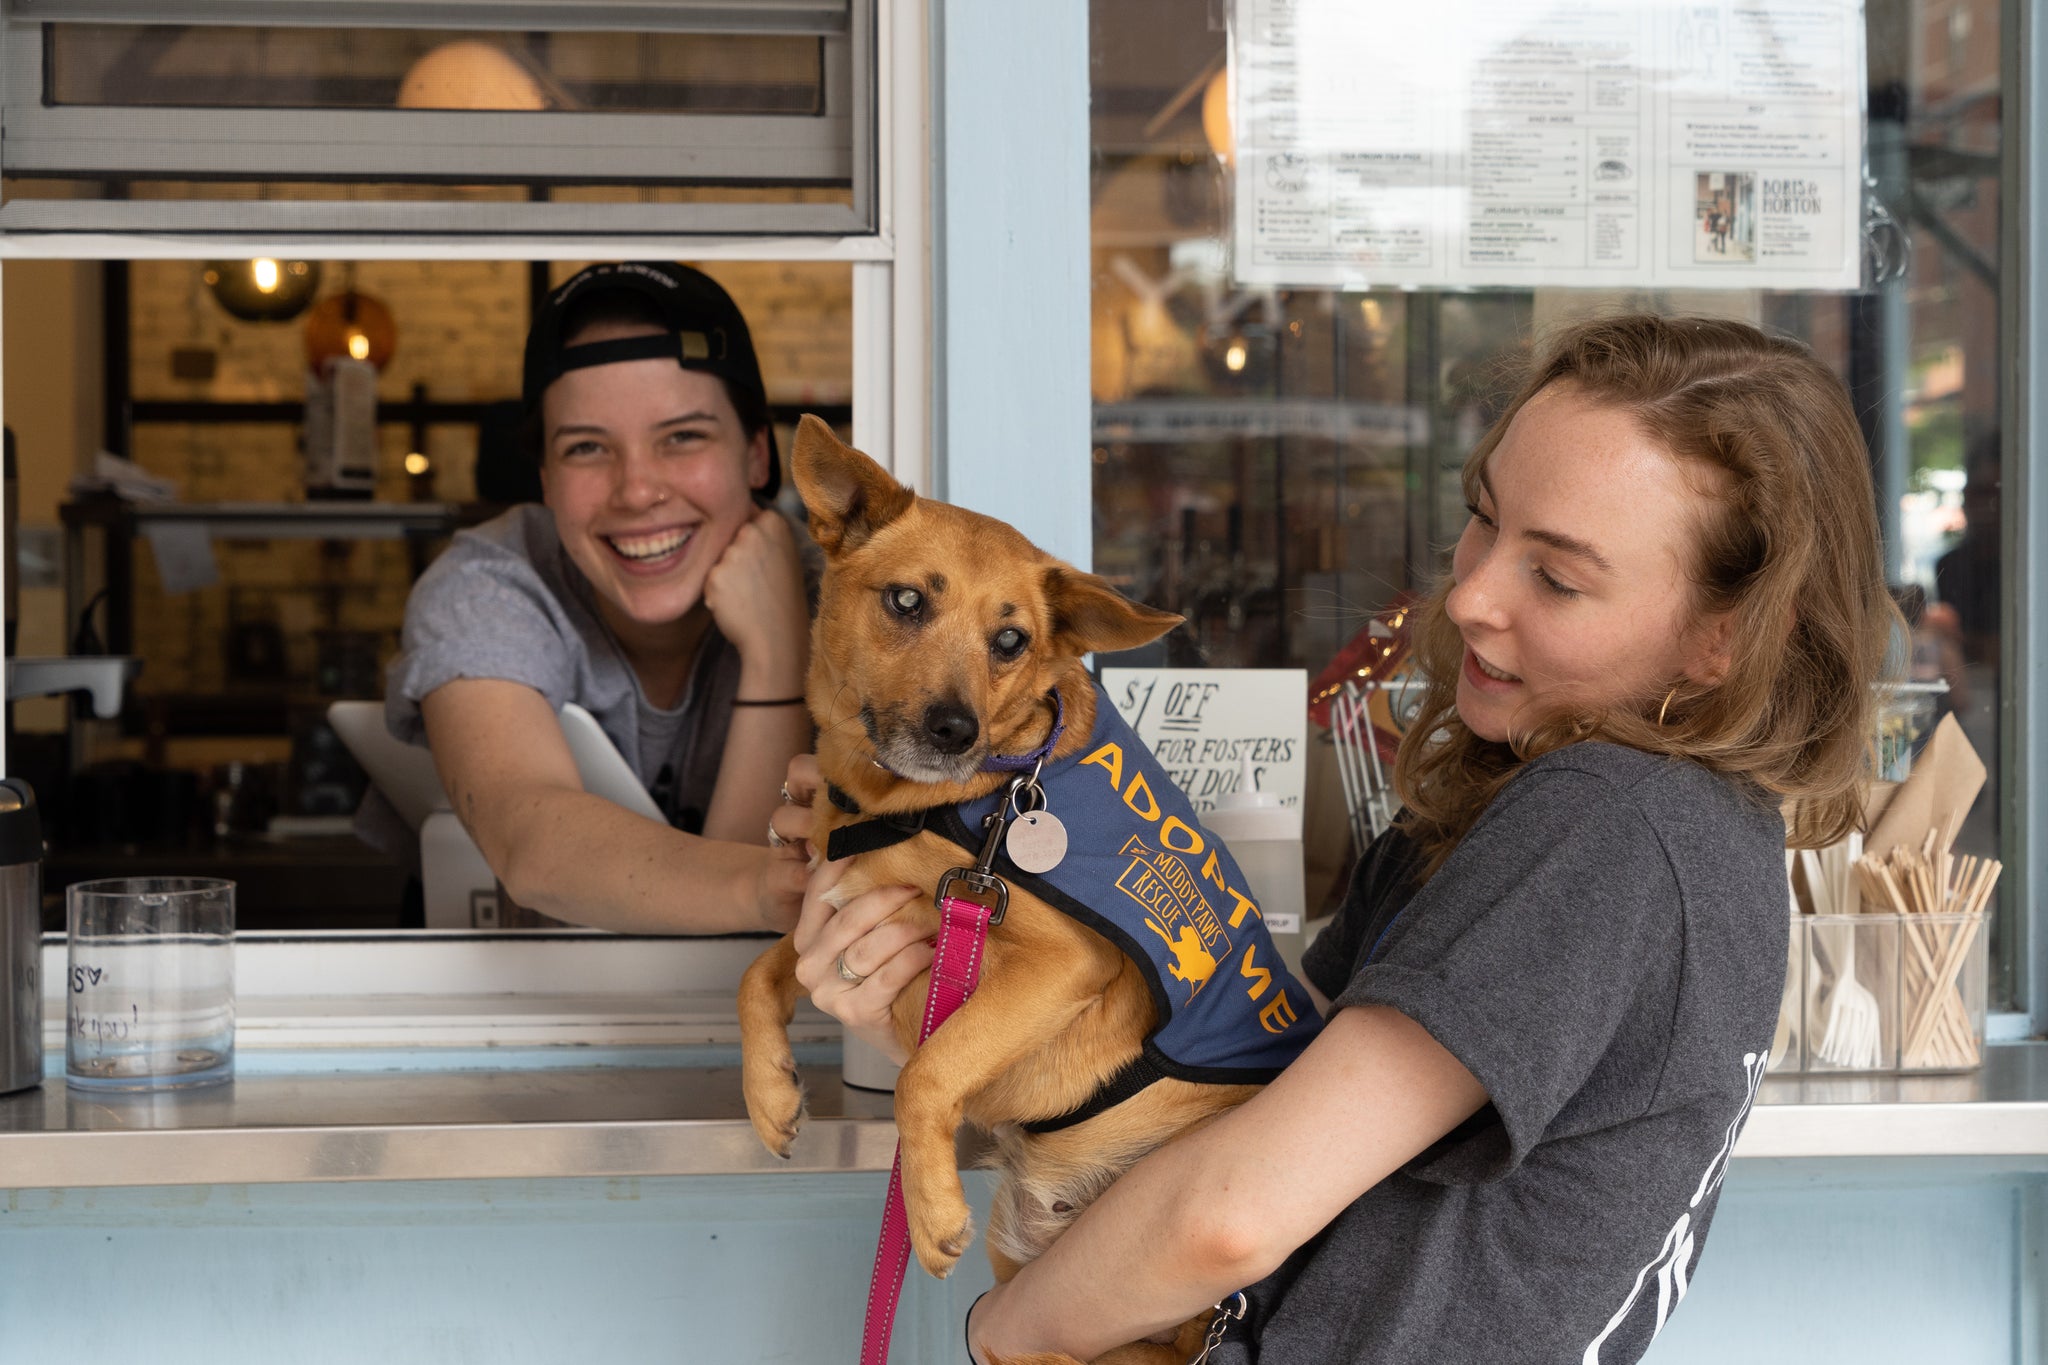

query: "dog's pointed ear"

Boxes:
[1044, 565, 1183, 656]
[792, 414, 915, 556]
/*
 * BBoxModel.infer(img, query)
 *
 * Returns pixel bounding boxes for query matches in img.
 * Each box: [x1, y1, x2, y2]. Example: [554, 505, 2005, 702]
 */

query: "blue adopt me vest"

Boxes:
[927, 687, 1324, 1123]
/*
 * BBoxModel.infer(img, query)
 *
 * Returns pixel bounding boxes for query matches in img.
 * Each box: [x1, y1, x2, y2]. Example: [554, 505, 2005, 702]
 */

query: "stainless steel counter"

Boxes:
[1, 1044, 2045, 1189]
[1746, 1042, 2048, 1159]
[0, 1062, 901, 1188]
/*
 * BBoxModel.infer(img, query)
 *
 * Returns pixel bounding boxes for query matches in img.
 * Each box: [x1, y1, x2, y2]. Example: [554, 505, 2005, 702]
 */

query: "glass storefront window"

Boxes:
[1089, 0, 2014, 1004]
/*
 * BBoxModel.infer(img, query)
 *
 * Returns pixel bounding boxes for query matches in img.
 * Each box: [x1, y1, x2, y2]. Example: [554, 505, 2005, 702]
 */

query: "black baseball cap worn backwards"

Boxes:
[523, 261, 781, 502]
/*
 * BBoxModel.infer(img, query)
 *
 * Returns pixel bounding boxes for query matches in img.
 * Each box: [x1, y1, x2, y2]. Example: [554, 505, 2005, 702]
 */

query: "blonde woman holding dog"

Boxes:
[387, 263, 812, 934]
[801, 314, 1894, 1364]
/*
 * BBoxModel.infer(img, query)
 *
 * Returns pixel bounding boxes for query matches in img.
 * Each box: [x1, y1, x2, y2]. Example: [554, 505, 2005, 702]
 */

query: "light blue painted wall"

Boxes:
[1648, 1162, 2038, 1363]
[1, 1160, 2036, 1363]
[0, 1173, 996, 1365]
[933, 0, 1094, 571]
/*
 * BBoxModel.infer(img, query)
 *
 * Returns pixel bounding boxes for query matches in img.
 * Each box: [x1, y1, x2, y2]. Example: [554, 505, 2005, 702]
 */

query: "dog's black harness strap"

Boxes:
[824, 809, 931, 860]
[827, 783, 864, 814]
[1018, 1047, 1172, 1134]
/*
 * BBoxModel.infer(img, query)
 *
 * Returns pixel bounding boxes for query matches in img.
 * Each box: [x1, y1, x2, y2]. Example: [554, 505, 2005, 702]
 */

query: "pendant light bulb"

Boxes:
[204, 258, 322, 323]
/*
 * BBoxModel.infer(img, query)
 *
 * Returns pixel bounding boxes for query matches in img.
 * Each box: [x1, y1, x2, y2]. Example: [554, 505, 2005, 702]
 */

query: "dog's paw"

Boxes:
[820, 874, 875, 911]
[740, 1050, 807, 1159]
[909, 1192, 976, 1280]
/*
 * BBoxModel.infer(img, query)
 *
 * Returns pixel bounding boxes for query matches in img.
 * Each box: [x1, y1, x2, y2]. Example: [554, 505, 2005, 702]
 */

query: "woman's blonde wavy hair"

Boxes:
[1394, 313, 1899, 878]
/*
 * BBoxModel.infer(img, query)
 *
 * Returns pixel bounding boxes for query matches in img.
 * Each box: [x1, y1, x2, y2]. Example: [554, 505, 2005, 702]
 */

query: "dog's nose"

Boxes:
[922, 702, 980, 756]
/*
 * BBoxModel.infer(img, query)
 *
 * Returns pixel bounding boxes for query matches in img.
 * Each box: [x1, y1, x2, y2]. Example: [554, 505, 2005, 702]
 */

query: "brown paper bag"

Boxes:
[1862, 779, 1899, 833]
[1866, 713, 1985, 859]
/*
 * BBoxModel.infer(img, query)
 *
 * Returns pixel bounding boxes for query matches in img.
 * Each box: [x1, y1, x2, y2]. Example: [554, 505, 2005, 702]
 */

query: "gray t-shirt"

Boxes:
[385, 504, 740, 834]
[1216, 742, 1786, 1365]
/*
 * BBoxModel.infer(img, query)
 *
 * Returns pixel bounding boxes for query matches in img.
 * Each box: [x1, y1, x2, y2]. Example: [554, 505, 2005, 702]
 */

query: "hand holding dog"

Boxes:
[772, 754, 932, 1062]
[704, 505, 809, 696]
[767, 754, 822, 860]
[787, 804, 930, 1067]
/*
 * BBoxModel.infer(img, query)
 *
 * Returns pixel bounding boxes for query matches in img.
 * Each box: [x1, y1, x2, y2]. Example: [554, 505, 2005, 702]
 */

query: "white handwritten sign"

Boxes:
[1100, 668, 1308, 812]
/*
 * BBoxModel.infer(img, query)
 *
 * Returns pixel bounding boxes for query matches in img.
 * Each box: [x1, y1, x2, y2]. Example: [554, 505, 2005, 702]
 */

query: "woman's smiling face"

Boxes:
[539, 320, 768, 631]
[1446, 381, 1728, 743]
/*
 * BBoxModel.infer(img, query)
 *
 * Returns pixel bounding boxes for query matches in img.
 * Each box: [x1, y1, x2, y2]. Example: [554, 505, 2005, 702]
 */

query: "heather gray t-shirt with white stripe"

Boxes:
[1214, 742, 1787, 1365]
[385, 504, 739, 834]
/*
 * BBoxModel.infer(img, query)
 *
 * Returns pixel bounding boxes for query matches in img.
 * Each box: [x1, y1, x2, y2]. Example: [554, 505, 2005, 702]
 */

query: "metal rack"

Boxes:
[58, 493, 486, 660]
[1328, 677, 1427, 854]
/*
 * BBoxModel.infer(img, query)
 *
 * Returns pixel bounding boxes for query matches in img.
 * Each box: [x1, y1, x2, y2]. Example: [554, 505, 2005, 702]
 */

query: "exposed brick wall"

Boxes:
[131, 260, 527, 406]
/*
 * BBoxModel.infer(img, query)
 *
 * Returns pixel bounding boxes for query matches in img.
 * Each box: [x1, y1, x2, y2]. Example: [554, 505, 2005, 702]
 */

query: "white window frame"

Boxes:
[0, 0, 930, 1033]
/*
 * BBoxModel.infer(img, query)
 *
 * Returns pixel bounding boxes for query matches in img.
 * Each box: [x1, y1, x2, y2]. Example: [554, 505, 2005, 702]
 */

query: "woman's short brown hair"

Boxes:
[1394, 313, 1899, 874]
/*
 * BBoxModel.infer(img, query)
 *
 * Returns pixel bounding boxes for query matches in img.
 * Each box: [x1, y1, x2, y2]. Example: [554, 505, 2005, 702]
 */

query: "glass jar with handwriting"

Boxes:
[65, 878, 234, 1090]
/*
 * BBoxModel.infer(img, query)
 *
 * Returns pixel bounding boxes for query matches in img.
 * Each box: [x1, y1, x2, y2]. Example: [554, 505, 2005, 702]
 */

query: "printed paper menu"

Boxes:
[1232, 0, 1866, 290]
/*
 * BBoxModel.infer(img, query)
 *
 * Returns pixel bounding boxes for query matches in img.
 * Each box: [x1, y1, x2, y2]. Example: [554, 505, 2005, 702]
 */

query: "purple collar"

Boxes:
[980, 689, 1065, 773]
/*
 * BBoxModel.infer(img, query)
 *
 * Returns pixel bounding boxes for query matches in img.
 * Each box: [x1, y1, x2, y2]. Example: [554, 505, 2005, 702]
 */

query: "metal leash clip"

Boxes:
[933, 776, 1025, 925]
[1188, 1291, 1249, 1365]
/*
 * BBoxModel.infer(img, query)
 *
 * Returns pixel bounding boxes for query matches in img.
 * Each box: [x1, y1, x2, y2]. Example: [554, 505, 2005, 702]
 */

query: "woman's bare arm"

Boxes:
[967, 1003, 1488, 1362]
[700, 699, 811, 845]
[700, 506, 813, 844]
[422, 678, 805, 934]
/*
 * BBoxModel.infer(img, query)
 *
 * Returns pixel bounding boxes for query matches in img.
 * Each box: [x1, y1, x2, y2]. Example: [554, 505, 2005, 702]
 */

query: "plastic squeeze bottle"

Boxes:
[1202, 756, 1308, 975]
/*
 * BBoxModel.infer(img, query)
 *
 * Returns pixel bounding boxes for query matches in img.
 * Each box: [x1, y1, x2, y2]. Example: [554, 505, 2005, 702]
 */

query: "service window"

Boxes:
[0, 0, 926, 985]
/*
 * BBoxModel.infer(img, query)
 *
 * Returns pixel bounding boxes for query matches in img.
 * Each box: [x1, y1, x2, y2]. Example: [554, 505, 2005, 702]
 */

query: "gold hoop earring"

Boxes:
[1658, 687, 1680, 726]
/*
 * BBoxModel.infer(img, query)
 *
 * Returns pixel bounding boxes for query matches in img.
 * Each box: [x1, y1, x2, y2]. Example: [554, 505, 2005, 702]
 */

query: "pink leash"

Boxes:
[859, 892, 996, 1365]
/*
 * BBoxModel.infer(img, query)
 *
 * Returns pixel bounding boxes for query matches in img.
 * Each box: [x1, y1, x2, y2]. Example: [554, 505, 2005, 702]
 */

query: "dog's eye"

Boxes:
[992, 627, 1028, 659]
[883, 586, 923, 618]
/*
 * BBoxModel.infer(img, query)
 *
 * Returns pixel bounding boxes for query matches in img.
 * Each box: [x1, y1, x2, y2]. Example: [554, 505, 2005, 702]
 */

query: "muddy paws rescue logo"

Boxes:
[1117, 835, 1231, 999]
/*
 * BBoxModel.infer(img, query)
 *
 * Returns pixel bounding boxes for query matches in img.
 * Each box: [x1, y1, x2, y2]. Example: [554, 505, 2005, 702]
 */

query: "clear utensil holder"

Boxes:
[1802, 914, 1900, 1074]
[1770, 913, 1991, 1075]
[1897, 912, 1988, 1073]
[1767, 913, 1804, 1073]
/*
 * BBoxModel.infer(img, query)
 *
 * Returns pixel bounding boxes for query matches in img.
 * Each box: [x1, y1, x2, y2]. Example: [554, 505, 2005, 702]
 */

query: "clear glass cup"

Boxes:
[1898, 911, 1989, 1073]
[65, 877, 235, 1091]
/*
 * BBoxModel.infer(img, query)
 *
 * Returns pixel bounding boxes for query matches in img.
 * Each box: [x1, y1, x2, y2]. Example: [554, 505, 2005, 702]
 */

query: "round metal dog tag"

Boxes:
[1005, 810, 1068, 875]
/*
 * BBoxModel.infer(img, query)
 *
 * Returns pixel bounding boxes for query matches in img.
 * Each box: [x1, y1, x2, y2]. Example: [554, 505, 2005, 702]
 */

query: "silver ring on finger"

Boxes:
[780, 783, 797, 806]
[767, 821, 788, 849]
[835, 952, 868, 986]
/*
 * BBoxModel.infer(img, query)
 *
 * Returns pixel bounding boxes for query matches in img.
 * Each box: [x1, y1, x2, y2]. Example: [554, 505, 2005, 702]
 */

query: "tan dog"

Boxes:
[740, 417, 1266, 1365]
